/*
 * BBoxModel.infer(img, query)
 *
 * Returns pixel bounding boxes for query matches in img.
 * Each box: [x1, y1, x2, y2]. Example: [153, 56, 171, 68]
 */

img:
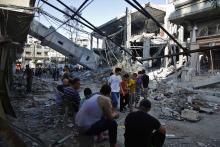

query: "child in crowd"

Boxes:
[128, 73, 137, 111]
[80, 88, 92, 107]
[120, 74, 129, 112]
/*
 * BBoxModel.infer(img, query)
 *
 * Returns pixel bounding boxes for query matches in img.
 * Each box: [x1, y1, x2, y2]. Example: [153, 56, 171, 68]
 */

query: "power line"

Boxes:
[40, 0, 143, 64]
[55, 0, 143, 64]
[42, 0, 91, 39]
[39, 9, 90, 34]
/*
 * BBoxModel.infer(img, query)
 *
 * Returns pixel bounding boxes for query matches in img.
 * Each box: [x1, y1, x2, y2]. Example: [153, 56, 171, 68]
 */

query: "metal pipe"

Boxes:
[141, 46, 220, 61]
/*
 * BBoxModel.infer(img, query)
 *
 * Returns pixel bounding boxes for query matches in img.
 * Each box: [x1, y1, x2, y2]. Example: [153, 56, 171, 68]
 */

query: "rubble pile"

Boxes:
[32, 79, 55, 93]
[8, 78, 77, 146]
[70, 68, 112, 83]
[150, 81, 220, 122]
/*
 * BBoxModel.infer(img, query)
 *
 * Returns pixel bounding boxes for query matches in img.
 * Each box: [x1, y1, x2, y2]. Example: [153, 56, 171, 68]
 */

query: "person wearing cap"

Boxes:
[124, 99, 166, 147]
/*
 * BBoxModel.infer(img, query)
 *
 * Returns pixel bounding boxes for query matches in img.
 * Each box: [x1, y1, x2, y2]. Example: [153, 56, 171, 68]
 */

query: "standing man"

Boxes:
[76, 84, 119, 147]
[108, 68, 122, 110]
[62, 78, 81, 117]
[23, 64, 33, 93]
[124, 99, 166, 147]
[142, 69, 149, 99]
[62, 65, 70, 80]
[135, 71, 143, 107]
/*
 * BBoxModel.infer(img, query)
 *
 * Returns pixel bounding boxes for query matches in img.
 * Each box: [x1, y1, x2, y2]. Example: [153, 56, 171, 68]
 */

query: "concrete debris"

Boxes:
[199, 107, 214, 114]
[193, 74, 220, 89]
[151, 78, 219, 122]
[66, 123, 74, 128]
[181, 109, 200, 122]
[197, 142, 206, 147]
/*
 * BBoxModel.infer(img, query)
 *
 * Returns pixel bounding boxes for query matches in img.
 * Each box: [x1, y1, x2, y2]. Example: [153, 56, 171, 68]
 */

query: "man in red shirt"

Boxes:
[120, 74, 129, 112]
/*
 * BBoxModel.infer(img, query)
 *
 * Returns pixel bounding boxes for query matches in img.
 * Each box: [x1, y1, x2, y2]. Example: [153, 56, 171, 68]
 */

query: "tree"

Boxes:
[63, 6, 83, 43]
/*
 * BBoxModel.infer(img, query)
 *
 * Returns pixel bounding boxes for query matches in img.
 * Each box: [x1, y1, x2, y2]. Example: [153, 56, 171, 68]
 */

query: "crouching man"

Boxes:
[75, 84, 119, 147]
[124, 99, 166, 147]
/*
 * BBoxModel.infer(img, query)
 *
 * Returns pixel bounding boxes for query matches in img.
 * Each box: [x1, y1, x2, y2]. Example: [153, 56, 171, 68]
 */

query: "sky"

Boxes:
[36, 0, 165, 37]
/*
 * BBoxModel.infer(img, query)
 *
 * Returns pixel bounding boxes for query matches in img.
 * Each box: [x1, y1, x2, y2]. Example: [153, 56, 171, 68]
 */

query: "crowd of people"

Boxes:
[22, 64, 71, 93]
[55, 67, 166, 147]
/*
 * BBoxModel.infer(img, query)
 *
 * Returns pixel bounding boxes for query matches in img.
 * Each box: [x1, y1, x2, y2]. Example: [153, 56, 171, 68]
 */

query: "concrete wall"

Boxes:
[0, 0, 31, 7]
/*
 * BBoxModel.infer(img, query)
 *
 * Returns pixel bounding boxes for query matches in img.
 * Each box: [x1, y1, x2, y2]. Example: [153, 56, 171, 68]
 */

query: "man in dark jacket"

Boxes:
[124, 99, 166, 147]
[142, 69, 149, 99]
[23, 65, 33, 93]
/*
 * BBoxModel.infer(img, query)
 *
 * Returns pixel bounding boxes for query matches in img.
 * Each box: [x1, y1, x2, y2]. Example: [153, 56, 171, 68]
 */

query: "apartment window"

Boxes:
[25, 51, 31, 55]
[37, 52, 42, 55]
[198, 26, 208, 37]
[208, 24, 216, 35]
[217, 24, 220, 34]
[44, 52, 48, 56]
[25, 44, 31, 47]
[36, 44, 42, 49]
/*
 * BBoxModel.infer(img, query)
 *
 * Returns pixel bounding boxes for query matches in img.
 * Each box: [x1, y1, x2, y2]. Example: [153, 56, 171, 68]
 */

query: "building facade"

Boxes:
[168, 0, 220, 75]
[22, 35, 65, 68]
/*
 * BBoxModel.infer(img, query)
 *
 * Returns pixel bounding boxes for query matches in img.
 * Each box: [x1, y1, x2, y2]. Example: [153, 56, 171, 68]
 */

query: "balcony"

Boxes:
[0, 0, 35, 7]
[169, 0, 220, 24]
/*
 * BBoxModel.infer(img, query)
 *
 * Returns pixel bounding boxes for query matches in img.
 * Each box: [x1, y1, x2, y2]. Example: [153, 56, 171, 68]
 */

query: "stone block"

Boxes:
[181, 109, 200, 122]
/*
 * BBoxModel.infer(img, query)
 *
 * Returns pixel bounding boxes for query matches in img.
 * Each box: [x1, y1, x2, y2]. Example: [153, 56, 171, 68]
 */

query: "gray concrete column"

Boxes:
[90, 34, 93, 50]
[143, 38, 151, 68]
[97, 38, 99, 49]
[178, 26, 184, 66]
[164, 45, 169, 68]
[124, 7, 131, 52]
[189, 25, 199, 75]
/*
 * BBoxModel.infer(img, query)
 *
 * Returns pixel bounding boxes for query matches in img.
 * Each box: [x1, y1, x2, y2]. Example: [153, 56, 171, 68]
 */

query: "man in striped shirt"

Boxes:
[63, 78, 81, 116]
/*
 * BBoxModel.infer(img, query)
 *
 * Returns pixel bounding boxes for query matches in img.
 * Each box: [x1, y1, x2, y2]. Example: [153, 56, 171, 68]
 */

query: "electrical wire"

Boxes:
[124, 0, 189, 56]
[39, 9, 90, 35]
[42, 0, 91, 39]
[39, 0, 168, 64]
[54, 0, 143, 64]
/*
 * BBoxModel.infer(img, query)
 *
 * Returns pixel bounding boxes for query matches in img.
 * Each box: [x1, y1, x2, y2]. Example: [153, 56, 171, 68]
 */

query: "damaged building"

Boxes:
[168, 0, 220, 76]
[1, 0, 220, 147]
[0, 0, 36, 118]
[91, 3, 168, 68]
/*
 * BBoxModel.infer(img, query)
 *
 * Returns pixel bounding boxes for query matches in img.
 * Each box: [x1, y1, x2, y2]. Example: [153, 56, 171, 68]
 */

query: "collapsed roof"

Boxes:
[92, 3, 166, 44]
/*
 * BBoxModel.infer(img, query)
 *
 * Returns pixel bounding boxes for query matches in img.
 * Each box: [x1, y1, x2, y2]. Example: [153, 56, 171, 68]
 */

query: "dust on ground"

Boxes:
[8, 71, 220, 147]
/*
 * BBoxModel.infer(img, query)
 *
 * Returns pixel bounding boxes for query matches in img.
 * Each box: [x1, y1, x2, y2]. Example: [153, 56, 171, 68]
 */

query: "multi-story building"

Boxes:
[76, 38, 90, 48]
[22, 35, 65, 68]
[168, 0, 220, 75]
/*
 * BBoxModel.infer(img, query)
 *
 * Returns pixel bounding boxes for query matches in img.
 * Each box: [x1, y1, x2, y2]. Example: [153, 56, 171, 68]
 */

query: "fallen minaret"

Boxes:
[29, 20, 100, 70]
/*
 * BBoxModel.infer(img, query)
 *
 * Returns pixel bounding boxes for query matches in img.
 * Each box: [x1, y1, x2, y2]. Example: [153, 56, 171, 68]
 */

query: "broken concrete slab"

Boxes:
[193, 74, 220, 89]
[181, 109, 200, 122]
[198, 94, 220, 104]
[199, 107, 214, 114]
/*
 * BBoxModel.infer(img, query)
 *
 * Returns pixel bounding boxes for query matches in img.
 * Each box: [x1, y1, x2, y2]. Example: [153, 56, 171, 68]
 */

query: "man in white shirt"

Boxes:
[108, 68, 122, 109]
